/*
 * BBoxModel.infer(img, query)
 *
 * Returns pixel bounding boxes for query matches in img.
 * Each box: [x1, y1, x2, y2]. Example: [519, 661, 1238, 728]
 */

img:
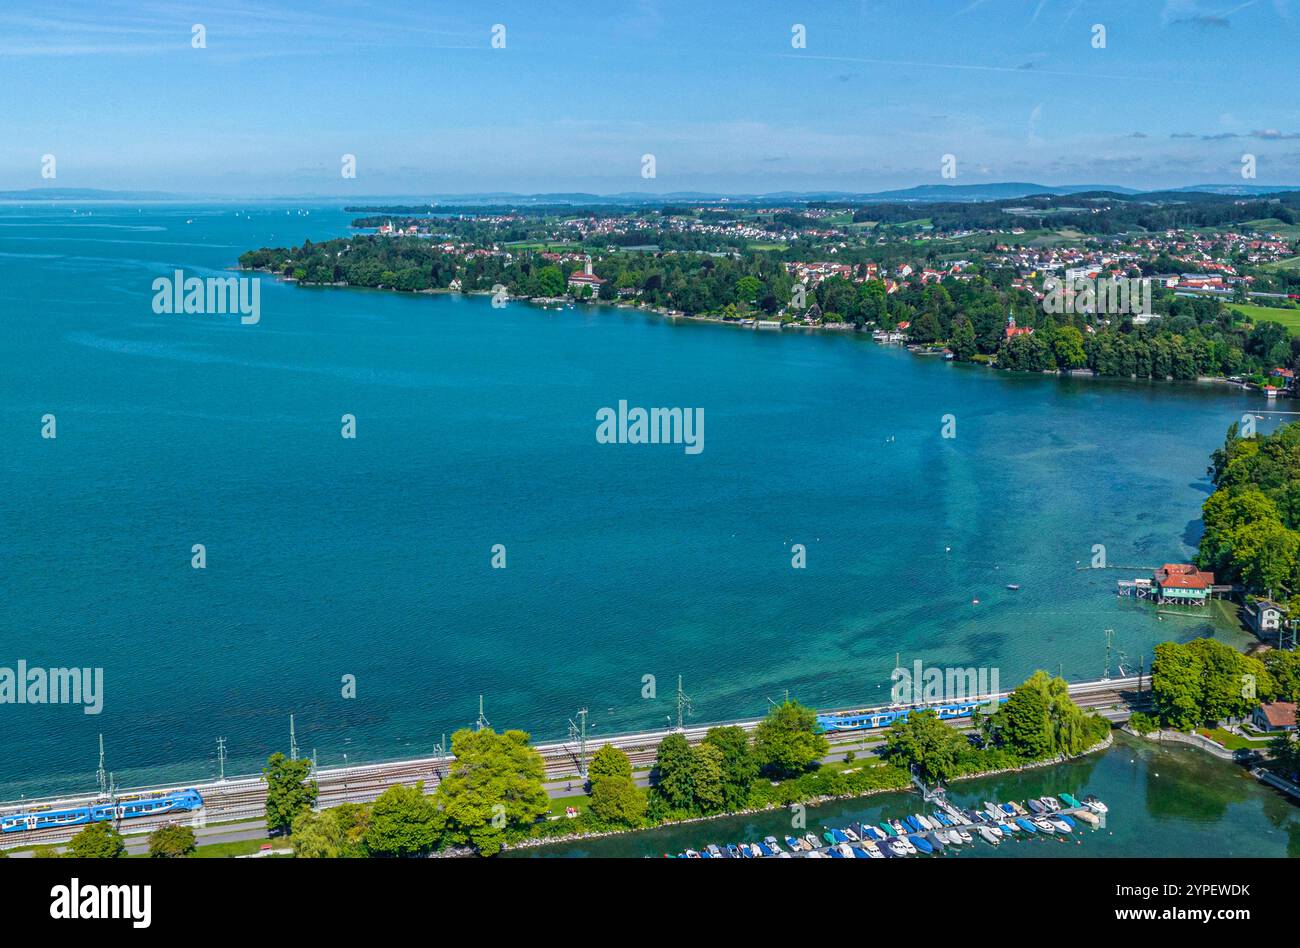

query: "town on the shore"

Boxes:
[240, 189, 1300, 395]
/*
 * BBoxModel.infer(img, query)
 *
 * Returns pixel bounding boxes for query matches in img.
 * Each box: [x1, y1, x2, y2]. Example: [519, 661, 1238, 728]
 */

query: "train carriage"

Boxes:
[1, 788, 203, 834]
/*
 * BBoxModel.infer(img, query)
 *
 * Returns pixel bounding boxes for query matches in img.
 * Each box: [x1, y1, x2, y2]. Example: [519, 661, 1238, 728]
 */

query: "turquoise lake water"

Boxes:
[0, 203, 1276, 799]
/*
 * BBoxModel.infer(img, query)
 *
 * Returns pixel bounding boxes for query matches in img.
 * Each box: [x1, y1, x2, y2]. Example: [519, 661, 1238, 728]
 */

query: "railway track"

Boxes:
[0, 676, 1146, 849]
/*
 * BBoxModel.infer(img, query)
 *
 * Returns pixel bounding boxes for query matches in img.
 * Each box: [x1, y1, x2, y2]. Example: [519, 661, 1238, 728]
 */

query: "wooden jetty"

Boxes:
[1117, 563, 1241, 608]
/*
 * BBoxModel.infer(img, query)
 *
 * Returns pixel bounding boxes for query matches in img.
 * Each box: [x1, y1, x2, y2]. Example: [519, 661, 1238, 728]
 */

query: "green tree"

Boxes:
[881, 709, 966, 782]
[433, 728, 549, 854]
[589, 774, 647, 826]
[734, 275, 762, 304]
[1127, 711, 1159, 735]
[1229, 519, 1300, 593]
[1151, 641, 1206, 730]
[701, 725, 757, 809]
[691, 742, 727, 814]
[147, 823, 196, 858]
[995, 681, 1054, 758]
[1265, 649, 1300, 702]
[1187, 637, 1274, 723]
[1053, 325, 1087, 369]
[66, 822, 125, 858]
[535, 265, 565, 297]
[588, 744, 633, 782]
[365, 783, 444, 857]
[292, 803, 370, 859]
[753, 700, 830, 778]
[950, 317, 977, 361]
[651, 732, 695, 811]
[263, 753, 318, 836]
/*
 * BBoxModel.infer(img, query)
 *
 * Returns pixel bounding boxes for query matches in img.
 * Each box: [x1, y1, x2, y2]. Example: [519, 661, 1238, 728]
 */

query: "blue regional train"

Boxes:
[816, 697, 1009, 733]
[0, 788, 203, 834]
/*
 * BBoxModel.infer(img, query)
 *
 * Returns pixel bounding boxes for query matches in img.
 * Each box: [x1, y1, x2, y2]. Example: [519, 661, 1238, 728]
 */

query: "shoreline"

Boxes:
[236, 266, 1288, 396]
[501, 731, 1116, 856]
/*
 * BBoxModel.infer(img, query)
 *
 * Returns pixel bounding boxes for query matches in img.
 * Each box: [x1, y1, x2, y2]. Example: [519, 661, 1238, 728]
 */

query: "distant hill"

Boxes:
[1167, 184, 1300, 196]
[849, 182, 1142, 202]
[0, 187, 179, 201]
[7, 183, 1300, 207]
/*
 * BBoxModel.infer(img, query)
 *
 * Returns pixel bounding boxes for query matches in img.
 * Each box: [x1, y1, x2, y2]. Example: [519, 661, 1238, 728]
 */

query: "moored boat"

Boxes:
[909, 833, 934, 854]
[1015, 817, 1038, 834]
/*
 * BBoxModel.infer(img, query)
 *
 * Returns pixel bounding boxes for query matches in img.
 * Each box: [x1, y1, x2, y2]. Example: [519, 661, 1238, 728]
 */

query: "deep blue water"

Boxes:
[0, 203, 1272, 798]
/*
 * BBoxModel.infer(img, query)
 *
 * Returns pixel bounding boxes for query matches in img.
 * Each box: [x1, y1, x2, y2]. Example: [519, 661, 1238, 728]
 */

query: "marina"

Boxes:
[671, 793, 1108, 858]
[518, 732, 1300, 859]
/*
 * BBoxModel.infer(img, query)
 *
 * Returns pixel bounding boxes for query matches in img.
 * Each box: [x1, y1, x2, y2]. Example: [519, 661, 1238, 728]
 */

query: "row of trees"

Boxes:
[1199, 421, 1300, 596]
[22, 820, 196, 859]
[281, 727, 550, 857]
[881, 671, 1109, 783]
[239, 236, 797, 315]
[648, 701, 829, 818]
[1149, 637, 1298, 730]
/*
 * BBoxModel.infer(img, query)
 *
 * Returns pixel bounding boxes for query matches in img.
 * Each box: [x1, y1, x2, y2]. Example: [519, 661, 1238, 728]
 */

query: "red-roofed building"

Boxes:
[1153, 563, 1215, 604]
[567, 257, 605, 295]
[1253, 701, 1297, 732]
[1005, 315, 1033, 339]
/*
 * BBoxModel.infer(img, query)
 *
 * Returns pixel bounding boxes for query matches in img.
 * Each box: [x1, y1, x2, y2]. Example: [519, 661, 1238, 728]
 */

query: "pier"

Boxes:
[1116, 563, 1242, 608]
[677, 794, 1109, 859]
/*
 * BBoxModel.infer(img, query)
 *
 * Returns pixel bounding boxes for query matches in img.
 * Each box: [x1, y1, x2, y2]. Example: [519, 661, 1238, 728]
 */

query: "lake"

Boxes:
[0, 202, 1273, 799]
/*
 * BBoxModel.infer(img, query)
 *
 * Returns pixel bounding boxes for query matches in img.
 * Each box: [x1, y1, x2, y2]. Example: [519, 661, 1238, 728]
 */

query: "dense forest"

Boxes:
[1198, 420, 1300, 598]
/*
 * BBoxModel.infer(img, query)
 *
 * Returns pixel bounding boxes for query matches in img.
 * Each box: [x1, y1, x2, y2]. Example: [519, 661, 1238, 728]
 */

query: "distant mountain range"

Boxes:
[0, 188, 178, 201]
[6, 183, 1300, 205]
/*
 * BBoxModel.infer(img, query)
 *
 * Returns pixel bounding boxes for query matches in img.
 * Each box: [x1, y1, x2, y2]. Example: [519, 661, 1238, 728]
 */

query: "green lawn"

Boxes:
[547, 793, 590, 818]
[1228, 303, 1300, 335]
[1242, 218, 1300, 238]
[192, 837, 281, 858]
[1196, 728, 1275, 751]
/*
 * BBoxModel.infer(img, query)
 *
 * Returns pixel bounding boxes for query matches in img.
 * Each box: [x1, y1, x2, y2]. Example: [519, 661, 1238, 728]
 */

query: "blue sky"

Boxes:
[4, 0, 1300, 195]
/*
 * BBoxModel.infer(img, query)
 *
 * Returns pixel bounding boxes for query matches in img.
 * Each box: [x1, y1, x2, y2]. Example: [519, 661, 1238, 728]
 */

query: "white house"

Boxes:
[1248, 599, 1285, 636]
